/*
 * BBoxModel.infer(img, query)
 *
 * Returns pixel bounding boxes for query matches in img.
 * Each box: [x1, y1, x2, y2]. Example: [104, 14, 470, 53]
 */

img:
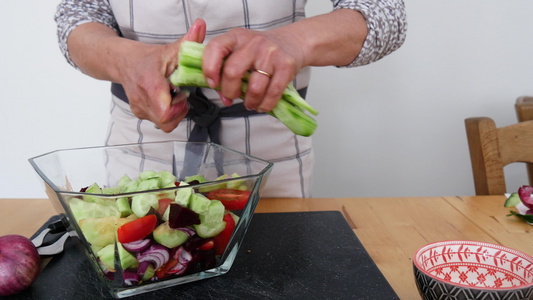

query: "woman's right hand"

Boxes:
[117, 19, 207, 132]
[68, 19, 207, 132]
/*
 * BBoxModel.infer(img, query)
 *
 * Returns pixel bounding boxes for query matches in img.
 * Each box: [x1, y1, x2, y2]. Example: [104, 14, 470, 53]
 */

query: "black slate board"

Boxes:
[8, 211, 398, 300]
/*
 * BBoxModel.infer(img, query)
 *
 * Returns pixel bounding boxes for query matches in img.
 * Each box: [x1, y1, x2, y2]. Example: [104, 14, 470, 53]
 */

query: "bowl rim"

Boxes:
[413, 240, 533, 290]
[28, 140, 274, 195]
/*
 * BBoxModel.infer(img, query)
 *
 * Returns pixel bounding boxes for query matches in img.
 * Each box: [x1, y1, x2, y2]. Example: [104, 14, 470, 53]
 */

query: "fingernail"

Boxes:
[206, 78, 216, 89]
[188, 19, 199, 39]
[222, 97, 233, 106]
[217, 92, 233, 106]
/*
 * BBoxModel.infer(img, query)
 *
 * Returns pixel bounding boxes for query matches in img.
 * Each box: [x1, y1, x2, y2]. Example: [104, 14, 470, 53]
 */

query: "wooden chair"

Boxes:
[465, 117, 533, 195]
[515, 96, 533, 122]
[515, 96, 533, 187]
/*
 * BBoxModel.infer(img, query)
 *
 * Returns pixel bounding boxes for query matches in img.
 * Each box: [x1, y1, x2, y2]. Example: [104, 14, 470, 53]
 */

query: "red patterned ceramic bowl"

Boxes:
[413, 241, 533, 300]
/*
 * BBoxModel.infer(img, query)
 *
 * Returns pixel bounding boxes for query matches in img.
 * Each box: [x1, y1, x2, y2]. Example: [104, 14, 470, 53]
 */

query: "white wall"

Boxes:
[2, 1, 533, 199]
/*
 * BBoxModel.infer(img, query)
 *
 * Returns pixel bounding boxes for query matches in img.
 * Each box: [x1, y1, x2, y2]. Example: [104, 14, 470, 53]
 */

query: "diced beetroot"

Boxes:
[182, 235, 212, 252]
[168, 204, 201, 228]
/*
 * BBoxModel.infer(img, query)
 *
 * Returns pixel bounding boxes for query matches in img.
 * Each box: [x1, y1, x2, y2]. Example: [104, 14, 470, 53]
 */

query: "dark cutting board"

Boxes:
[9, 211, 398, 300]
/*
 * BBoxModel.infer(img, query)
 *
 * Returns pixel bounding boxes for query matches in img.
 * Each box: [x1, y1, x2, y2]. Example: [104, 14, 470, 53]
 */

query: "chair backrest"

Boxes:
[515, 96, 533, 122]
[465, 117, 533, 195]
[515, 96, 533, 187]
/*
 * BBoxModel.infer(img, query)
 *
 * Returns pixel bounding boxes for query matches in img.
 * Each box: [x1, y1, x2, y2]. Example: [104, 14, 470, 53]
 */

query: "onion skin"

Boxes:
[0, 235, 40, 296]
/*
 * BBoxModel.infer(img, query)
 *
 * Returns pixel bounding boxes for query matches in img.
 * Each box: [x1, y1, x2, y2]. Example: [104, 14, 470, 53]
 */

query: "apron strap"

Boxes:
[110, 82, 308, 144]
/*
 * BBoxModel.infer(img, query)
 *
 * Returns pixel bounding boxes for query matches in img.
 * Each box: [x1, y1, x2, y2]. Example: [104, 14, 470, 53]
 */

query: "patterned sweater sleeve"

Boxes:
[54, 0, 119, 68]
[54, 0, 406, 69]
[333, 0, 407, 67]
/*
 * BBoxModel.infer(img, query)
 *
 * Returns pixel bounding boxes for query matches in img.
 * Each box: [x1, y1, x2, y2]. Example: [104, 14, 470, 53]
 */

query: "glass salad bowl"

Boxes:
[28, 141, 273, 298]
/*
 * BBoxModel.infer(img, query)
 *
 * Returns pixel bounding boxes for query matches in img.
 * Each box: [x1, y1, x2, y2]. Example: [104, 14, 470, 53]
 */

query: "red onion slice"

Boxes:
[167, 262, 187, 275]
[122, 239, 151, 253]
[137, 244, 170, 271]
[168, 246, 192, 275]
[137, 261, 150, 278]
[123, 269, 139, 286]
[175, 227, 196, 237]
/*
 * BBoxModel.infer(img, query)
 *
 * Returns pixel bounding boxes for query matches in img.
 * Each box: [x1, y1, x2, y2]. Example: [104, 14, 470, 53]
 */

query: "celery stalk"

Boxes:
[169, 41, 318, 137]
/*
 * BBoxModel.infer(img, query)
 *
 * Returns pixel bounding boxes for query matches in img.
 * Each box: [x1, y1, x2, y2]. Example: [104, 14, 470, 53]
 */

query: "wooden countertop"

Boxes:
[1, 195, 526, 299]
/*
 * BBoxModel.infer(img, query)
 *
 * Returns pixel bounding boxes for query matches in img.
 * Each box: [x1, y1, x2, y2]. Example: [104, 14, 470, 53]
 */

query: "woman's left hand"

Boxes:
[201, 28, 305, 112]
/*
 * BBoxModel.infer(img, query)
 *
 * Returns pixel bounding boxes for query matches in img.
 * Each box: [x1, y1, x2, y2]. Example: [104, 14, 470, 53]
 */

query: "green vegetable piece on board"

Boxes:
[504, 192, 521, 208]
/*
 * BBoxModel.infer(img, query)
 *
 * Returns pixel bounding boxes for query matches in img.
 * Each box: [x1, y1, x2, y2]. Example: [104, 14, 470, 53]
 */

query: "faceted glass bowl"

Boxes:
[29, 141, 273, 298]
[413, 240, 533, 300]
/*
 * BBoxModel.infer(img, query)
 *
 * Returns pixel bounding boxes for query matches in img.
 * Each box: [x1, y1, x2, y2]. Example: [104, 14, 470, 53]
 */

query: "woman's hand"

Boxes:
[68, 19, 207, 133]
[200, 9, 367, 113]
[201, 28, 305, 113]
[118, 19, 207, 132]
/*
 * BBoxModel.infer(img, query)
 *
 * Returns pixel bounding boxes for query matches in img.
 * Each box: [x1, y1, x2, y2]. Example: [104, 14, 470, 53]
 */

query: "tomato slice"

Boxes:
[213, 213, 236, 256]
[206, 189, 251, 210]
[199, 240, 214, 251]
[156, 258, 178, 279]
[157, 198, 172, 216]
[117, 214, 157, 244]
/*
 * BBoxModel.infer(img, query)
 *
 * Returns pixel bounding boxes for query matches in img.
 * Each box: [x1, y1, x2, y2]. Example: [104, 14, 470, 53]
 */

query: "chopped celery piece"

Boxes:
[169, 41, 318, 136]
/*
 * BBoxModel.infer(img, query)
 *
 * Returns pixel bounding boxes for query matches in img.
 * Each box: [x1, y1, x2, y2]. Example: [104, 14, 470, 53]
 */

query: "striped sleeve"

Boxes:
[54, 0, 119, 68]
[333, 0, 407, 67]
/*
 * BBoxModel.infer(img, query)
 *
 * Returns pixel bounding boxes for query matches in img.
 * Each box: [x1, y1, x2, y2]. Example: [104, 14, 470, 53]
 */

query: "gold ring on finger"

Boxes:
[254, 69, 272, 78]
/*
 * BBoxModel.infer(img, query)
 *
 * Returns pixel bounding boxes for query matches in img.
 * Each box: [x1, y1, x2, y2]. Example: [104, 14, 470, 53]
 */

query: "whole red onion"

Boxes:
[519, 185, 533, 209]
[0, 235, 40, 296]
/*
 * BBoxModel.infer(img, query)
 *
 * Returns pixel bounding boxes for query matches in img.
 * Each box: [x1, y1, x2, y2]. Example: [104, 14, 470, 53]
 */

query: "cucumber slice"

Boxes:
[158, 170, 177, 188]
[102, 186, 121, 195]
[117, 174, 132, 189]
[198, 174, 229, 193]
[122, 180, 139, 193]
[184, 174, 206, 184]
[137, 178, 161, 191]
[78, 216, 117, 247]
[141, 264, 155, 281]
[139, 170, 158, 181]
[117, 197, 133, 217]
[194, 221, 226, 239]
[153, 222, 189, 248]
[118, 242, 138, 270]
[83, 183, 104, 203]
[69, 198, 120, 222]
[131, 193, 159, 217]
[189, 193, 211, 215]
[505, 192, 521, 208]
[97, 244, 116, 272]
[175, 182, 192, 207]
[194, 200, 226, 238]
